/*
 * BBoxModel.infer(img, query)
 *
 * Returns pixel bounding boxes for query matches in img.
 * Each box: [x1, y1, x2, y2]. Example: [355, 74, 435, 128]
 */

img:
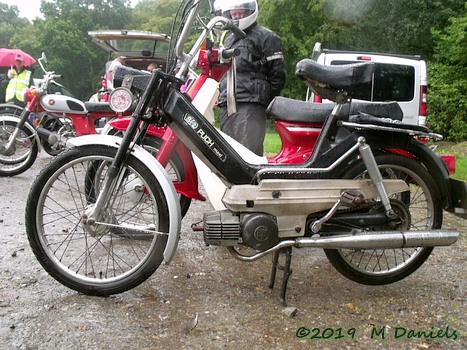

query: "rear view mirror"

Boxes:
[311, 42, 321, 61]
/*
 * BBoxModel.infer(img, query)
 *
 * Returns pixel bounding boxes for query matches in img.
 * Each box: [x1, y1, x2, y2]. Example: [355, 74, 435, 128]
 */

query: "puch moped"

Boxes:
[25, 0, 465, 305]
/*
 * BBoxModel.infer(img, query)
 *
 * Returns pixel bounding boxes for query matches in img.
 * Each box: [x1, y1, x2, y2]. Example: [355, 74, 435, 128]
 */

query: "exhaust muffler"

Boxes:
[228, 229, 458, 262]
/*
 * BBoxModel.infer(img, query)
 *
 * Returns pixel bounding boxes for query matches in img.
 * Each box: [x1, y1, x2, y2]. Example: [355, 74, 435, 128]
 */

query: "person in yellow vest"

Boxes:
[5, 53, 34, 107]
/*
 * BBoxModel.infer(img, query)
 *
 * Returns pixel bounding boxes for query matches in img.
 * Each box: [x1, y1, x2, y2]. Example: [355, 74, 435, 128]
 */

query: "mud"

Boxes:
[0, 152, 465, 350]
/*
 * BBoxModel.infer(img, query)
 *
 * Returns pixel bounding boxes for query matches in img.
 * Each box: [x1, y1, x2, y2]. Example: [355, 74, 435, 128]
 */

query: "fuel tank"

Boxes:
[40, 94, 87, 114]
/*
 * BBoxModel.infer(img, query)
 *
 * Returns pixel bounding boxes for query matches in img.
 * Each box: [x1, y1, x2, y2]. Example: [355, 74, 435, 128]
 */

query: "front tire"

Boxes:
[324, 154, 442, 285]
[25, 145, 170, 295]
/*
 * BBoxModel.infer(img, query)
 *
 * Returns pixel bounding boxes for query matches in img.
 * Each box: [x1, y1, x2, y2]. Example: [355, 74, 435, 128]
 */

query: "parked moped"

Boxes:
[25, 0, 465, 305]
[0, 53, 130, 176]
[104, 34, 455, 216]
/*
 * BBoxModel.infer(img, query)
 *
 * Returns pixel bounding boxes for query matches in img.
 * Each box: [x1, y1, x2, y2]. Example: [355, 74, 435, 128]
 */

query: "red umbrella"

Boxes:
[0, 48, 36, 67]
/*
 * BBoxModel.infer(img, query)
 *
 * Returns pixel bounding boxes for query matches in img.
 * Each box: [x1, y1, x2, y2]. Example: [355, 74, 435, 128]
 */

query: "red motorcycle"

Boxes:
[105, 38, 456, 216]
[0, 53, 130, 176]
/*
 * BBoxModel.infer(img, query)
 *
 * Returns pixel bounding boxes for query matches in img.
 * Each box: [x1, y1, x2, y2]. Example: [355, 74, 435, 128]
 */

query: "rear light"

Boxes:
[419, 85, 427, 126]
[357, 56, 372, 61]
[313, 95, 322, 103]
[440, 154, 456, 174]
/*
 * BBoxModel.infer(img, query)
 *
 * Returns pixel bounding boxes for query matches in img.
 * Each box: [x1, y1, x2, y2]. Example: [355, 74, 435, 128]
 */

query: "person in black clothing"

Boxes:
[217, 0, 286, 156]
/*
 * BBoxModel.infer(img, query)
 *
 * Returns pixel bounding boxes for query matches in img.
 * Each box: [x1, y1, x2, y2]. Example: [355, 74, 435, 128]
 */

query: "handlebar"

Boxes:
[174, 0, 246, 79]
[223, 23, 246, 39]
[221, 48, 240, 60]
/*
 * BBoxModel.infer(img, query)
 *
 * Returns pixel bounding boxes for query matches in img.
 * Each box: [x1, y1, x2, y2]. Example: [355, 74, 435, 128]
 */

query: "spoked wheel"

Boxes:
[324, 154, 443, 285]
[0, 119, 38, 176]
[106, 130, 191, 217]
[25, 145, 170, 295]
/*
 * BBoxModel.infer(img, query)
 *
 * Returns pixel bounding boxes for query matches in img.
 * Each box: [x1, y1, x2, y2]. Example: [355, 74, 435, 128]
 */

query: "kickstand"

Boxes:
[268, 247, 293, 306]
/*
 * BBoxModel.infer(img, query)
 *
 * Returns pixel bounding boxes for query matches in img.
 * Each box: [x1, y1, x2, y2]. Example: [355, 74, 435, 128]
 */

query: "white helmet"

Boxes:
[213, 0, 222, 14]
[221, 0, 258, 31]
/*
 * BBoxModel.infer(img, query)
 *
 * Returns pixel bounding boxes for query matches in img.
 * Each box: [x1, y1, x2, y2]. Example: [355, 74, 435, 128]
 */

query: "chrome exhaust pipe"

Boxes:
[228, 230, 458, 262]
[295, 230, 458, 249]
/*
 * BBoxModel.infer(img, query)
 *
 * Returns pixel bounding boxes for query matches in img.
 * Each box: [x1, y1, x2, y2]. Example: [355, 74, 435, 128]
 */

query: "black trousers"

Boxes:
[220, 102, 266, 156]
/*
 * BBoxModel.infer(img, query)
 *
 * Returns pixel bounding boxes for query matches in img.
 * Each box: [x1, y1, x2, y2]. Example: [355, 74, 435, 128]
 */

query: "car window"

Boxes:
[106, 38, 169, 57]
[331, 61, 415, 102]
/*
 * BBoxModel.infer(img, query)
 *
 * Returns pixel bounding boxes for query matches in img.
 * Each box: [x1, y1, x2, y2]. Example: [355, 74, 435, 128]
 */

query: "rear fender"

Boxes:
[67, 134, 181, 264]
[366, 133, 453, 211]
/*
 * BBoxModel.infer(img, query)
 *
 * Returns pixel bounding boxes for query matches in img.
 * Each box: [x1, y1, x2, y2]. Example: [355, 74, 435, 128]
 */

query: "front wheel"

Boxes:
[0, 119, 38, 176]
[324, 153, 442, 285]
[25, 145, 170, 295]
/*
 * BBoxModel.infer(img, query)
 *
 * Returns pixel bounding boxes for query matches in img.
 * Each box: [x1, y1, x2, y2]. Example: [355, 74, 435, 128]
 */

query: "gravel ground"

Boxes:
[0, 152, 465, 350]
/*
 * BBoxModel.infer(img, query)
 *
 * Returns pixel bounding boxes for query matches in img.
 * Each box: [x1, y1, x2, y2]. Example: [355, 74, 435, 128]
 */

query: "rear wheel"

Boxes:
[324, 154, 442, 285]
[25, 145, 170, 295]
[0, 119, 38, 176]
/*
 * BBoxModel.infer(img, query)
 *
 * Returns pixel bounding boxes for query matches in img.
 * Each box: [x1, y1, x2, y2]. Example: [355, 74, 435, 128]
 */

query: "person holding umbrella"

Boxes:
[3, 53, 34, 106]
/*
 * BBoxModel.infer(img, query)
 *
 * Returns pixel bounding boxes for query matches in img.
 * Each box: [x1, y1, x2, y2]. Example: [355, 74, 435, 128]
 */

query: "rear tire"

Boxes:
[324, 154, 442, 285]
[25, 145, 170, 295]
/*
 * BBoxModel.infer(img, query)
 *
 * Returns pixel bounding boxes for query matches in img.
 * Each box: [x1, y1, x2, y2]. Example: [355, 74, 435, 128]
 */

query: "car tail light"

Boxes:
[313, 95, 322, 103]
[419, 85, 427, 126]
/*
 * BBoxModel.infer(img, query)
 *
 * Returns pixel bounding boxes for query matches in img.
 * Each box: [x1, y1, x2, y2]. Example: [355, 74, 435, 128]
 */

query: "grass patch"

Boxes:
[263, 131, 281, 154]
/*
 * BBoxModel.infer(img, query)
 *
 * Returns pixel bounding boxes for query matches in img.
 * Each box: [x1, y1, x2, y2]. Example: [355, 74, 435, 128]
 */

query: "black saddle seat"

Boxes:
[295, 59, 375, 102]
[84, 102, 115, 113]
[266, 96, 403, 124]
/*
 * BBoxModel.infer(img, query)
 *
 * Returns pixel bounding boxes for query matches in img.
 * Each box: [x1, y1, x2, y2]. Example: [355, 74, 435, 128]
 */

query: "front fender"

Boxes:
[67, 134, 181, 264]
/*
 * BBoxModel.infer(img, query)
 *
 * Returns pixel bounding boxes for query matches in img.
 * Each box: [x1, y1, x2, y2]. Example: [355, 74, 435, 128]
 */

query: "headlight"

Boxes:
[108, 87, 134, 113]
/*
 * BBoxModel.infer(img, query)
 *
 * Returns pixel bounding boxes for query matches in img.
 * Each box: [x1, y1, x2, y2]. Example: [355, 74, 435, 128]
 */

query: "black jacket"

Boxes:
[218, 23, 286, 107]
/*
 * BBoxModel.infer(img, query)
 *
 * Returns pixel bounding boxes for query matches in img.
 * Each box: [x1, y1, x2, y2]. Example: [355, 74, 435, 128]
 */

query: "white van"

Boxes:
[307, 43, 427, 126]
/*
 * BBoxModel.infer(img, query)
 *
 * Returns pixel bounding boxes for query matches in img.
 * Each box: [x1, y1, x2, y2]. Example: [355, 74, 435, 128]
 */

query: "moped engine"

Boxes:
[203, 210, 279, 251]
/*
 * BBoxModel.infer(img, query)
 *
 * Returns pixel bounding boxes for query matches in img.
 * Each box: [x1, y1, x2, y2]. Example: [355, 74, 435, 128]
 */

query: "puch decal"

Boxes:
[183, 113, 226, 162]
[183, 113, 198, 130]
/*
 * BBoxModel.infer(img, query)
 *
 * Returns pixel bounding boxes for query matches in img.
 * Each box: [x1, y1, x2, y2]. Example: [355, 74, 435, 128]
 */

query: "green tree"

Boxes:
[258, 0, 327, 98]
[10, 0, 132, 99]
[129, 0, 179, 34]
[427, 3, 467, 141]
[0, 2, 31, 48]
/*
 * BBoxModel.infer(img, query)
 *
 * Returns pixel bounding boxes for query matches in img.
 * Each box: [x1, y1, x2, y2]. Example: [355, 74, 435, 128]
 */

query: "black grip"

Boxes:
[221, 48, 240, 59]
[225, 23, 246, 39]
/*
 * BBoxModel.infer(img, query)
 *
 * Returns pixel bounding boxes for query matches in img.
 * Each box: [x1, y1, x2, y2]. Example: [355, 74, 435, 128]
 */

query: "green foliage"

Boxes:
[427, 5, 467, 141]
[0, 2, 31, 48]
[129, 0, 180, 34]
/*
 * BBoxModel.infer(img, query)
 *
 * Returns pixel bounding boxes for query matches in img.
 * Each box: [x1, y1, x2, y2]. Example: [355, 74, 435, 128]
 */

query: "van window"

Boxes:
[330, 61, 415, 102]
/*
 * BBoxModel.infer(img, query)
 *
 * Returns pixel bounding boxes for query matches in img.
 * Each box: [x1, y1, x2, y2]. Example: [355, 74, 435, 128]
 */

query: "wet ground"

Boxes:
[0, 152, 465, 350]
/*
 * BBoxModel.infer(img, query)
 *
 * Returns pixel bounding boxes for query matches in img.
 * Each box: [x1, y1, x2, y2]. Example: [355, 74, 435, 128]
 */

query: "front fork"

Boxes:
[85, 72, 160, 223]
[2, 103, 34, 154]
